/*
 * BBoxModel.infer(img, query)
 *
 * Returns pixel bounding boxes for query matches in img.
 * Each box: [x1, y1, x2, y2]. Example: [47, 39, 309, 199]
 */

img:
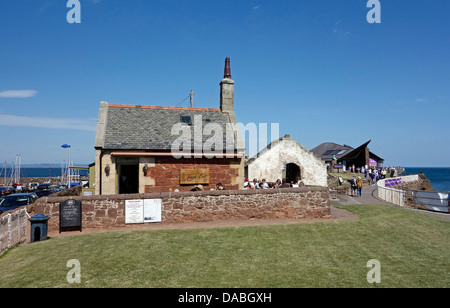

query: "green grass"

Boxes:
[1, 204, 449, 288]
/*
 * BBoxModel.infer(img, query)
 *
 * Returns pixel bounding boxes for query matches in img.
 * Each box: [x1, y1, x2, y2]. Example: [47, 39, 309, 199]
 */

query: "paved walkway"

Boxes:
[331, 185, 450, 222]
[330, 185, 390, 206]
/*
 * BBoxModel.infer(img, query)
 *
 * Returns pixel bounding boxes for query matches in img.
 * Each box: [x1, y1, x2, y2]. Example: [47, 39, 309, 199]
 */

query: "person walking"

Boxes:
[370, 169, 375, 185]
[356, 176, 364, 197]
[350, 176, 357, 196]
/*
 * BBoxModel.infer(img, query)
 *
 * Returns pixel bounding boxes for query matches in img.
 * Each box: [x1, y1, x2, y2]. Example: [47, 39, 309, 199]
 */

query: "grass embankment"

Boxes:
[0, 204, 449, 288]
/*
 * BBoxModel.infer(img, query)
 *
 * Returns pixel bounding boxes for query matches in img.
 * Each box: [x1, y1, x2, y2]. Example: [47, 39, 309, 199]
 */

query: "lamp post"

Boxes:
[61, 144, 71, 187]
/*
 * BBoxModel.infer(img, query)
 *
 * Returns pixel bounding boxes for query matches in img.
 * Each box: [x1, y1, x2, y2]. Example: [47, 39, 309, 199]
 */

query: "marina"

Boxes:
[0, 155, 89, 195]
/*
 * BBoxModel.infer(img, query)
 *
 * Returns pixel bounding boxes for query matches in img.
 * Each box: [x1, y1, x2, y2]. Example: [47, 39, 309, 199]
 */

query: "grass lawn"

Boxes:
[0, 204, 449, 288]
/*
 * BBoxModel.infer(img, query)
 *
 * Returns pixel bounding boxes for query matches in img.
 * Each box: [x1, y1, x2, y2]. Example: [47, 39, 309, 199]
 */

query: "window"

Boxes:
[180, 115, 192, 125]
[323, 150, 341, 155]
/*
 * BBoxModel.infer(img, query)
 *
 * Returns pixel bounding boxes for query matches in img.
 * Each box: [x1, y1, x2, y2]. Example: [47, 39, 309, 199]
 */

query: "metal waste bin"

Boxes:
[29, 214, 50, 243]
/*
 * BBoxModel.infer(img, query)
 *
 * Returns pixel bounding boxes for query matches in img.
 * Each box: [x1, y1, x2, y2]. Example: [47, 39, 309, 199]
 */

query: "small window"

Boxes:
[181, 116, 192, 125]
[324, 150, 341, 155]
[181, 115, 192, 125]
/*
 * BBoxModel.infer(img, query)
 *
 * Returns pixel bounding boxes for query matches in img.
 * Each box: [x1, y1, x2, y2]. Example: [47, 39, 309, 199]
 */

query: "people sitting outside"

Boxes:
[250, 178, 258, 189]
[273, 179, 282, 189]
[243, 178, 250, 189]
[216, 183, 225, 190]
[190, 185, 204, 191]
[296, 176, 304, 187]
[242, 177, 308, 190]
[259, 179, 269, 189]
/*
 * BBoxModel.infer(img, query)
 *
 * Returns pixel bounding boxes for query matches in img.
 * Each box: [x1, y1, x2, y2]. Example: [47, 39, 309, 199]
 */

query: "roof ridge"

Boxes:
[108, 104, 221, 112]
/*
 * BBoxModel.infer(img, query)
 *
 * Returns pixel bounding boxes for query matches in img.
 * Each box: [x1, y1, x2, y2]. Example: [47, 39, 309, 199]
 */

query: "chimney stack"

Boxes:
[224, 57, 231, 79]
[220, 57, 235, 113]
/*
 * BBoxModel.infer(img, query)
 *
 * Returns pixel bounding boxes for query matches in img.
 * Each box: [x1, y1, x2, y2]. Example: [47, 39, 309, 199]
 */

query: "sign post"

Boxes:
[125, 199, 162, 224]
[59, 199, 82, 233]
[180, 169, 209, 185]
[144, 199, 162, 223]
[125, 200, 144, 224]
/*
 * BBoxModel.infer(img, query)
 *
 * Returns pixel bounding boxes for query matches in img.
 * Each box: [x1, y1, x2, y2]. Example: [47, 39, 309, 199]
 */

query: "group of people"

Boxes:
[342, 166, 398, 197]
[348, 165, 397, 186]
[189, 178, 305, 191]
[243, 177, 304, 189]
[190, 183, 226, 191]
[349, 176, 364, 197]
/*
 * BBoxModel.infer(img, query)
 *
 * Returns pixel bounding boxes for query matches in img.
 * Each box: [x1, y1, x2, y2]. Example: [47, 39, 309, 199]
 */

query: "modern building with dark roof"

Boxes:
[310, 140, 384, 171]
[94, 58, 245, 195]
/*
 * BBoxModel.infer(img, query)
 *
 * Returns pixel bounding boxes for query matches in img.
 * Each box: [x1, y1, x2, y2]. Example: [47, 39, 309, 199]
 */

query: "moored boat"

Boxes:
[412, 191, 449, 213]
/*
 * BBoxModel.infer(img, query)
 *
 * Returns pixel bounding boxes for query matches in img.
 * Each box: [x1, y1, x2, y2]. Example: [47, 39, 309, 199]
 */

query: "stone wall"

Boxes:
[145, 156, 244, 193]
[95, 151, 245, 195]
[0, 208, 28, 255]
[34, 186, 330, 232]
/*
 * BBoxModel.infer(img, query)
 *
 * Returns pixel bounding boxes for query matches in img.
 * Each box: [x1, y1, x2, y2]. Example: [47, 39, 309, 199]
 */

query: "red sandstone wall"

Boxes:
[146, 157, 241, 193]
[34, 187, 330, 233]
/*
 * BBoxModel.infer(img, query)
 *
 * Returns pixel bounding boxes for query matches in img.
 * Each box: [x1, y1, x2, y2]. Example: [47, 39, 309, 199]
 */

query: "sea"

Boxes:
[1, 166, 449, 192]
[1, 167, 89, 180]
[403, 167, 450, 193]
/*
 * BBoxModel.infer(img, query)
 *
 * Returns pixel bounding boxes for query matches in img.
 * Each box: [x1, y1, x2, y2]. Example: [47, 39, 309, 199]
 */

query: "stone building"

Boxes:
[245, 135, 327, 187]
[94, 58, 245, 195]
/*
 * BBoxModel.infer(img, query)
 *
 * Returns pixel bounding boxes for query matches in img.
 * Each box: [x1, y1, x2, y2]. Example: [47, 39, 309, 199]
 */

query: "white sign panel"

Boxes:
[144, 199, 162, 223]
[125, 200, 144, 224]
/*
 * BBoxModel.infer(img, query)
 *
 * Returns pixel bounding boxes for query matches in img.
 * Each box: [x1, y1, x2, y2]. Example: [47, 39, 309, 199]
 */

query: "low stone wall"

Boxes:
[0, 208, 28, 255]
[34, 186, 330, 232]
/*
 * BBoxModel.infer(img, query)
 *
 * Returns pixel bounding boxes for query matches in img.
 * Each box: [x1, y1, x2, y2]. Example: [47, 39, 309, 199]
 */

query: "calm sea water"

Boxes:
[404, 167, 450, 193]
[1, 168, 88, 179]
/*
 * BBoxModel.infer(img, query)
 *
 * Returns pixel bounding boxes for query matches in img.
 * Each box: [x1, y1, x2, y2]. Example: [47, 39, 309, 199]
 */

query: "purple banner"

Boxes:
[385, 178, 402, 187]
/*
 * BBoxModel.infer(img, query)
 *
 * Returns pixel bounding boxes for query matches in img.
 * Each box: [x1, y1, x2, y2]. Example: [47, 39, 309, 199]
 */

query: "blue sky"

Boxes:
[0, 0, 449, 167]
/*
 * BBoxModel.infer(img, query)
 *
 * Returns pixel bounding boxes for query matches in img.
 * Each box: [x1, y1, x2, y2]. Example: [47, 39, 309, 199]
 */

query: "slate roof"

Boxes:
[310, 140, 384, 162]
[100, 104, 238, 151]
[310, 142, 353, 162]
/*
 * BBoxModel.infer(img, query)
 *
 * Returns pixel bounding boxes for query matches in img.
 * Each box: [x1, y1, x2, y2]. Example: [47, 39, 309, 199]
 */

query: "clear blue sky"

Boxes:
[0, 0, 449, 167]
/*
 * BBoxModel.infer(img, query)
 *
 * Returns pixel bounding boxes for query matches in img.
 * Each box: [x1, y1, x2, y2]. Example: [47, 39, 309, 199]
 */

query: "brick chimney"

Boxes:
[220, 57, 235, 113]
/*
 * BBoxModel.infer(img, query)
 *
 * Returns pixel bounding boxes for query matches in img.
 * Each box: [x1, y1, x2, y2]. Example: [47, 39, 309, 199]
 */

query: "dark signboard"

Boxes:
[60, 199, 82, 233]
[334, 164, 343, 169]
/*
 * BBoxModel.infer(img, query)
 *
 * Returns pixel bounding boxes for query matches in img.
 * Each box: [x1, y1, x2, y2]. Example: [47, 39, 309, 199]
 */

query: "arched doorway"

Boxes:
[285, 163, 301, 184]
